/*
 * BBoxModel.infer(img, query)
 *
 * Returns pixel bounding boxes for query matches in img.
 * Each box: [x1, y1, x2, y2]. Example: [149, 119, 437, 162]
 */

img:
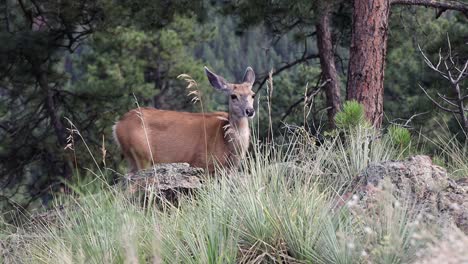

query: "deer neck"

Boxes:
[226, 114, 250, 160]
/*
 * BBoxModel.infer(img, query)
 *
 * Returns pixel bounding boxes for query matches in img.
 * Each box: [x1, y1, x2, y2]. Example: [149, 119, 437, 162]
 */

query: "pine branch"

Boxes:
[391, 0, 468, 17]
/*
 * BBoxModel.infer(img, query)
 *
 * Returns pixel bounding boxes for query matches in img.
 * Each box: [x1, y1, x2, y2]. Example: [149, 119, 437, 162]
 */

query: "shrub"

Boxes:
[335, 101, 370, 130]
[386, 125, 412, 154]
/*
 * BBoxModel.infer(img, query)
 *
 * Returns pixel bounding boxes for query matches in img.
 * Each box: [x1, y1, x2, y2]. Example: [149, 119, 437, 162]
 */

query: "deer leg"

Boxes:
[136, 157, 150, 171]
[126, 148, 142, 177]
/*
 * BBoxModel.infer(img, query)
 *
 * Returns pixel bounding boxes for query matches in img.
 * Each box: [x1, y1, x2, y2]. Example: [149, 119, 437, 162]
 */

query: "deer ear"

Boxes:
[243, 67, 255, 85]
[205, 66, 230, 92]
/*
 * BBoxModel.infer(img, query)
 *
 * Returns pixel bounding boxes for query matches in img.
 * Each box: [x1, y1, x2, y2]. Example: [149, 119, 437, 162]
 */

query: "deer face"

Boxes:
[205, 67, 256, 119]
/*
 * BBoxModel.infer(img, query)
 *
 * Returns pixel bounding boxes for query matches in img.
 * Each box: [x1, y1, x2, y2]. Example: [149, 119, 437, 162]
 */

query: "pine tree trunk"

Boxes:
[347, 0, 390, 128]
[316, 4, 341, 128]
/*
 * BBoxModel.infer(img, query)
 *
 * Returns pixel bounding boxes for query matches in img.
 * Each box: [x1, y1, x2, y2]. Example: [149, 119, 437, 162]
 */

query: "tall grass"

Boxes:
[2, 124, 445, 264]
[421, 123, 468, 179]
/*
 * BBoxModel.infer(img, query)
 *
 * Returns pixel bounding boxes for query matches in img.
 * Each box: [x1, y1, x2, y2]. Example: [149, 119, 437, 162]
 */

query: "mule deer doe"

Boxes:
[113, 66, 256, 173]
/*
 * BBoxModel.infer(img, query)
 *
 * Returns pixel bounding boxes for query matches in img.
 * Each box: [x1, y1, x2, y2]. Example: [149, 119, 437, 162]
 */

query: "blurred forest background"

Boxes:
[0, 0, 467, 213]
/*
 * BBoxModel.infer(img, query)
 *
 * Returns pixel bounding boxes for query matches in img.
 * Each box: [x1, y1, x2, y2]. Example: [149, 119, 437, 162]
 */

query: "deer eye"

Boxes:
[230, 94, 238, 100]
[251, 94, 255, 99]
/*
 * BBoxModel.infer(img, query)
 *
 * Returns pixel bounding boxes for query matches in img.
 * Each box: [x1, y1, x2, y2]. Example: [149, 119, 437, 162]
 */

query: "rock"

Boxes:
[414, 231, 468, 264]
[125, 163, 203, 195]
[353, 155, 468, 233]
[362, 156, 449, 193]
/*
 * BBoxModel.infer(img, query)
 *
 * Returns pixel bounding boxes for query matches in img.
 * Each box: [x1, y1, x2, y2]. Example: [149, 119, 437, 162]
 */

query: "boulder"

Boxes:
[125, 163, 203, 195]
[353, 155, 468, 233]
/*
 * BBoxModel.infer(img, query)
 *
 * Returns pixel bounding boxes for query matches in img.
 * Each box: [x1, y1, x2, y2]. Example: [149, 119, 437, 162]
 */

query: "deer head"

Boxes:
[204, 66, 256, 120]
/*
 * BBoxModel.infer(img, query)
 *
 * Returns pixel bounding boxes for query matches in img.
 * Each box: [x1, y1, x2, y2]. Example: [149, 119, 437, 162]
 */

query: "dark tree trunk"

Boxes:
[152, 64, 170, 109]
[35, 65, 73, 180]
[316, 4, 341, 128]
[347, 0, 390, 128]
[153, 80, 169, 109]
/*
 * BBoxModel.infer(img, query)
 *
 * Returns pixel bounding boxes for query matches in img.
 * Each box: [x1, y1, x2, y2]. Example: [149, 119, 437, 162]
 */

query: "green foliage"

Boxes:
[335, 101, 369, 130]
[387, 125, 412, 153]
[0, 0, 104, 214]
[99, 0, 207, 30]
[75, 15, 214, 110]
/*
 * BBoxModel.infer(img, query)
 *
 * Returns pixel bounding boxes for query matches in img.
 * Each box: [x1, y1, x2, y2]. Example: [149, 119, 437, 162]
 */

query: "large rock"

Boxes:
[125, 163, 203, 194]
[354, 155, 468, 233]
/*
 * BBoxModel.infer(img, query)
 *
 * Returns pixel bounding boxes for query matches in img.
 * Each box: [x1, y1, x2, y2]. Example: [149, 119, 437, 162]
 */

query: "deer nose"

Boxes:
[246, 108, 255, 117]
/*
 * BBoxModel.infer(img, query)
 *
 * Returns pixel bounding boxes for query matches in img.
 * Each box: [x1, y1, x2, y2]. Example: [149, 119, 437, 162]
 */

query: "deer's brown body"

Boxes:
[113, 67, 256, 173]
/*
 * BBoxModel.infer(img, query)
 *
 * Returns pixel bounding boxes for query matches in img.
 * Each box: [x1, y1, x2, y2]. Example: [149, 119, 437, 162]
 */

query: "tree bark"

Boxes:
[316, 4, 341, 128]
[347, 0, 390, 128]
